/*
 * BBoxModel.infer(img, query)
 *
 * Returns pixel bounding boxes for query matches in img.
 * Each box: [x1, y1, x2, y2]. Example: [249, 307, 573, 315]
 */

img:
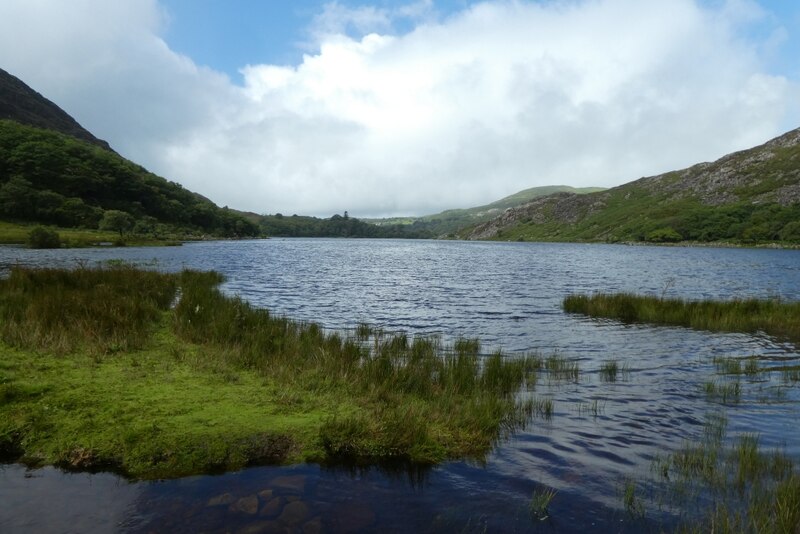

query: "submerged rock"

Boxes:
[270, 474, 306, 494]
[278, 501, 311, 526]
[206, 492, 235, 507]
[259, 497, 284, 518]
[229, 495, 259, 515]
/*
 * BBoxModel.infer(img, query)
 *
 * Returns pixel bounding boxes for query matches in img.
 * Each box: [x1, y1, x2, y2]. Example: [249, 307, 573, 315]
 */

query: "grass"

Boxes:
[622, 479, 645, 518]
[543, 353, 580, 382]
[0, 221, 182, 247]
[599, 360, 619, 382]
[529, 487, 557, 519]
[645, 412, 800, 533]
[563, 293, 800, 343]
[0, 265, 541, 479]
[703, 381, 742, 404]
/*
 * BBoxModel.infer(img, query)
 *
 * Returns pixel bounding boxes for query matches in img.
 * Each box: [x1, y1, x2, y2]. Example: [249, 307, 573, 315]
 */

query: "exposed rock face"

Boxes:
[464, 127, 800, 240]
[0, 67, 113, 151]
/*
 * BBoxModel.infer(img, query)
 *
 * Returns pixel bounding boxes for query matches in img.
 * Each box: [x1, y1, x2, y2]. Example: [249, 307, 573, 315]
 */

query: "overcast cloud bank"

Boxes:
[1, 0, 798, 216]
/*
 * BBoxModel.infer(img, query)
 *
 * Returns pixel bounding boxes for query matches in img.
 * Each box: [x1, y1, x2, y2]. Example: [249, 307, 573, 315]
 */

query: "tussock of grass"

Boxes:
[651, 412, 800, 533]
[0, 265, 177, 354]
[529, 487, 557, 519]
[0, 266, 541, 478]
[563, 293, 800, 343]
[599, 360, 619, 382]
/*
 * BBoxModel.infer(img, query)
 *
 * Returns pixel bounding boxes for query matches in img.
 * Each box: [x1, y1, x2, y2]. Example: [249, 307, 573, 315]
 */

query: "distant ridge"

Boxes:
[462, 127, 800, 245]
[366, 185, 605, 237]
[0, 67, 112, 151]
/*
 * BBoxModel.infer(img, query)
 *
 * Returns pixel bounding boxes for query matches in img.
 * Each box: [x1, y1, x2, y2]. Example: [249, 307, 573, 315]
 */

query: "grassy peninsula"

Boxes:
[563, 293, 800, 343]
[0, 265, 544, 479]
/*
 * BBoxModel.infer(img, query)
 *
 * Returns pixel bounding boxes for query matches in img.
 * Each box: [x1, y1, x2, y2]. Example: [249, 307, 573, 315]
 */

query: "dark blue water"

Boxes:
[1, 239, 799, 533]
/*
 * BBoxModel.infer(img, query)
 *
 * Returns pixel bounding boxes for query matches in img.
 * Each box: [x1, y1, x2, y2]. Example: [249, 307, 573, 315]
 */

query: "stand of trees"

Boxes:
[260, 213, 433, 239]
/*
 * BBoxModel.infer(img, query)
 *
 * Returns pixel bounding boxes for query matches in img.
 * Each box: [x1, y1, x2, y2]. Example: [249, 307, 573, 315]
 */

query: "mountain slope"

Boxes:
[0, 69, 259, 239]
[367, 185, 605, 237]
[462, 128, 800, 245]
[0, 68, 112, 151]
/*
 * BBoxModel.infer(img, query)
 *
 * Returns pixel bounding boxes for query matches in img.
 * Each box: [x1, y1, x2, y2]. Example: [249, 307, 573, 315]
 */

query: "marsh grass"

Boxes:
[0, 265, 177, 354]
[0, 266, 544, 477]
[543, 353, 579, 382]
[575, 398, 604, 417]
[702, 380, 742, 404]
[563, 293, 800, 343]
[650, 412, 800, 533]
[781, 366, 800, 383]
[599, 360, 619, 381]
[622, 479, 645, 518]
[529, 487, 557, 519]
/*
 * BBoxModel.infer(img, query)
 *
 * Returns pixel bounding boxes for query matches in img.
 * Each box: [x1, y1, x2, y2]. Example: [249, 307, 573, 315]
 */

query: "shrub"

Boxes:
[645, 227, 682, 243]
[26, 226, 61, 249]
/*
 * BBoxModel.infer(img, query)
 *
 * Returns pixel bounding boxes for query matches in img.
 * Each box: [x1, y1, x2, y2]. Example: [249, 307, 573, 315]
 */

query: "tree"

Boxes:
[99, 210, 135, 237]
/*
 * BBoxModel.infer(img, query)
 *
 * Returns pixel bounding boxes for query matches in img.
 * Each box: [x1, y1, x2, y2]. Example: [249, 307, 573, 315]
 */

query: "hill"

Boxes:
[366, 185, 605, 237]
[0, 69, 259, 241]
[0, 68, 112, 151]
[462, 128, 800, 245]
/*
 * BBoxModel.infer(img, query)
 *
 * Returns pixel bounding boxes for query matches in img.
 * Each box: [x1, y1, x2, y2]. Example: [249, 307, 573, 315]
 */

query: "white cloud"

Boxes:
[1, 0, 798, 217]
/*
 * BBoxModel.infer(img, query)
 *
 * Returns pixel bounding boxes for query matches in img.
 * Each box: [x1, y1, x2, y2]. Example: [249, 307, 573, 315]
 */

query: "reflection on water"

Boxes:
[1, 240, 799, 532]
[0, 465, 140, 533]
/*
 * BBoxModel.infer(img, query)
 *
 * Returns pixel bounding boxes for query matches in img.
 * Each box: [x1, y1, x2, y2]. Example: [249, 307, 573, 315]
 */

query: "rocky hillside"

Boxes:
[0, 67, 112, 151]
[367, 185, 604, 237]
[463, 128, 800, 244]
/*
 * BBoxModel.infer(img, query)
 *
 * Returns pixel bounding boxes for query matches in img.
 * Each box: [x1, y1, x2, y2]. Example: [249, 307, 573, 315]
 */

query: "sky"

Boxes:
[1, 0, 799, 217]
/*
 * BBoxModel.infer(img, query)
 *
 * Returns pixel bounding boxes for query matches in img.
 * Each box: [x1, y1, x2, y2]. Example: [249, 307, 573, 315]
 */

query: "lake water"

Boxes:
[1, 239, 799, 533]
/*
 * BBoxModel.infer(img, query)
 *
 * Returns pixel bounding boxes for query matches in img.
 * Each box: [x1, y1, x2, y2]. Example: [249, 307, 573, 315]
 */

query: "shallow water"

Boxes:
[1, 239, 799, 533]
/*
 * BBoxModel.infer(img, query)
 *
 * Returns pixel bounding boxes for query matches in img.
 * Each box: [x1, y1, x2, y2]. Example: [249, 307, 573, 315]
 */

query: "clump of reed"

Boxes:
[543, 353, 579, 382]
[702, 381, 742, 404]
[563, 293, 800, 343]
[622, 479, 645, 518]
[0, 265, 178, 354]
[529, 487, 557, 519]
[651, 411, 800, 533]
[599, 360, 619, 382]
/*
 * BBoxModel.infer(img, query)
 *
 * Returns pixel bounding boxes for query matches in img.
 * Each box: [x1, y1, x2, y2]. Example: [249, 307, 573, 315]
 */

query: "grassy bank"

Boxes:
[0, 265, 540, 479]
[0, 221, 183, 247]
[563, 293, 800, 343]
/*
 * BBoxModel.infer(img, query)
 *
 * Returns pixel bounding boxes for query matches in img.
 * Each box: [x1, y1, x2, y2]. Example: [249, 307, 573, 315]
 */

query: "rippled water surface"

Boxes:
[1, 239, 799, 533]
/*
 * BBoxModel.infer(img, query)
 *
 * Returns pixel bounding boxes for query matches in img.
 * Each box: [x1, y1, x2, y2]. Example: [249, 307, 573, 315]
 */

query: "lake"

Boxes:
[1, 239, 799, 533]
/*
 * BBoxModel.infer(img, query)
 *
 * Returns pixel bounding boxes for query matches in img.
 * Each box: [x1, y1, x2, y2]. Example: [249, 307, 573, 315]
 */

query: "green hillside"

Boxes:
[0, 119, 259, 241]
[463, 128, 800, 246]
[366, 185, 605, 237]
